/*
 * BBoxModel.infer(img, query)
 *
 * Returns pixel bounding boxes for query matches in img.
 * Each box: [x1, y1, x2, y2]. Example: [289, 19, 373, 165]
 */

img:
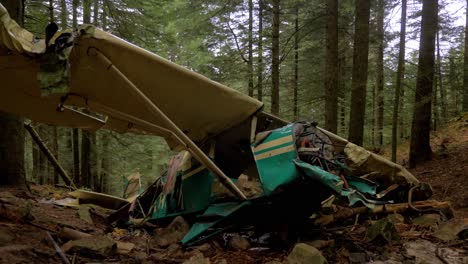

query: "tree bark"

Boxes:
[93, 0, 99, 26]
[0, 0, 26, 187]
[100, 131, 110, 193]
[391, 0, 407, 162]
[436, 32, 447, 123]
[271, 0, 280, 115]
[409, 0, 438, 168]
[464, 0, 468, 112]
[375, 0, 385, 149]
[72, 128, 80, 184]
[339, 54, 347, 136]
[60, 0, 67, 28]
[348, 0, 370, 145]
[72, 0, 79, 27]
[257, 0, 263, 101]
[83, 0, 91, 24]
[324, 0, 338, 133]
[247, 0, 254, 97]
[48, 0, 54, 22]
[293, 5, 299, 120]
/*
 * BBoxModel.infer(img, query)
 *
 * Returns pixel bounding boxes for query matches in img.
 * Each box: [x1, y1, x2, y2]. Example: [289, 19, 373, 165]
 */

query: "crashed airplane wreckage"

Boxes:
[0, 4, 433, 246]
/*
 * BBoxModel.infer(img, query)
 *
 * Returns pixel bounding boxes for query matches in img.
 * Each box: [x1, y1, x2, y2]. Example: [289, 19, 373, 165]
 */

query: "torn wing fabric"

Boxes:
[0, 4, 263, 146]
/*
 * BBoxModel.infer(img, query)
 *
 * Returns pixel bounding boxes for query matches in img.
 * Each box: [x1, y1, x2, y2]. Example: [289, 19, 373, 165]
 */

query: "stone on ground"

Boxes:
[287, 243, 327, 264]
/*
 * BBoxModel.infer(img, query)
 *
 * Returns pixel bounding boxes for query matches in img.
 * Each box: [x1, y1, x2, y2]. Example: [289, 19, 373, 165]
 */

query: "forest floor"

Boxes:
[0, 115, 467, 264]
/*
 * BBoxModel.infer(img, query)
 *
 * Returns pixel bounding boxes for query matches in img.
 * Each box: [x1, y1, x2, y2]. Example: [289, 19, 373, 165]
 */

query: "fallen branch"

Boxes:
[46, 231, 71, 264]
[58, 227, 91, 241]
[24, 123, 76, 189]
[314, 200, 454, 226]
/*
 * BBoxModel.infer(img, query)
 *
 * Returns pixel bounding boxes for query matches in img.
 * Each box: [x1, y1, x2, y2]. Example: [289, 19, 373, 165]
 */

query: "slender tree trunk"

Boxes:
[348, 0, 370, 145]
[409, 0, 438, 168]
[83, 0, 91, 24]
[93, 0, 99, 26]
[247, 0, 254, 97]
[433, 76, 439, 131]
[293, 5, 299, 120]
[72, 128, 80, 184]
[72, 0, 79, 27]
[60, 0, 67, 28]
[436, 32, 447, 123]
[100, 132, 110, 193]
[448, 55, 458, 116]
[51, 127, 59, 184]
[391, 0, 407, 162]
[339, 55, 347, 136]
[0, 0, 26, 187]
[324, 0, 338, 133]
[257, 0, 263, 101]
[464, 0, 468, 111]
[81, 131, 91, 188]
[371, 84, 376, 146]
[48, 0, 54, 22]
[271, 0, 280, 115]
[375, 0, 385, 149]
[101, 0, 107, 30]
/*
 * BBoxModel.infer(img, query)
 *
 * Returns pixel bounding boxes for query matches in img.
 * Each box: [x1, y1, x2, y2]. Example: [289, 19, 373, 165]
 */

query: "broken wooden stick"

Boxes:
[24, 123, 76, 189]
[46, 231, 71, 264]
[58, 227, 91, 241]
[314, 200, 454, 226]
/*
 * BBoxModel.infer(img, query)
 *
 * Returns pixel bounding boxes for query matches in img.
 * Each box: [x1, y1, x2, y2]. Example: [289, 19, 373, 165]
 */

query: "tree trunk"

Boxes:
[433, 75, 439, 131]
[375, 0, 385, 149]
[102, 0, 108, 30]
[72, 128, 80, 184]
[324, 0, 338, 133]
[339, 55, 347, 136]
[51, 127, 59, 184]
[83, 0, 91, 24]
[100, 132, 110, 193]
[464, 0, 468, 112]
[72, 0, 79, 27]
[293, 5, 299, 120]
[409, 0, 438, 168]
[81, 131, 90, 188]
[0, 0, 26, 187]
[247, 0, 254, 97]
[257, 0, 263, 101]
[348, 0, 370, 145]
[93, 0, 99, 26]
[60, 0, 67, 28]
[271, 0, 280, 115]
[48, 0, 54, 22]
[391, 0, 407, 162]
[436, 32, 447, 123]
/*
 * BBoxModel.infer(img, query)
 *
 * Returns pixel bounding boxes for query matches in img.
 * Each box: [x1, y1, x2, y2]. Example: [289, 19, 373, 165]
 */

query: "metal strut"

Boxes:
[87, 47, 247, 200]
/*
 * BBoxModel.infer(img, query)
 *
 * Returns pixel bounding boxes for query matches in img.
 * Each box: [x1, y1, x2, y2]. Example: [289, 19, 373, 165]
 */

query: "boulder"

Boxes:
[183, 251, 211, 264]
[153, 216, 190, 247]
[287, 243, 327, 264]
[61, 235, 116, 258]
[228, 234, 250, 250]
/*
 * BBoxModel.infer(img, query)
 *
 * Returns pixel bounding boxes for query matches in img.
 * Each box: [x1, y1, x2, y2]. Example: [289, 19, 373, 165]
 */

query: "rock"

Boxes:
[61, 235, 116, 258]
[167, 243, 184, 258]
[366, 217, 399, 242]
[213, 258, 227, 264]
[228, 234, 250, 250]
[264, 261, 283, 264]
[194, 243, 211, 252]
[183, 251, 210, 264]
[387, 213, 405, 224]
[153, 216, 190, 247]
[412, 214, 440, 227]
[134, 251, 148, 261]
[305, 240, 334, 250]
[77, 205, 93, 224]
[287, 243, 327, 264]
[0, 229, 15, 246]
[433, 218, 468, 241]
[116, 241, 135, 254]
[404, 240, 443, 264]
[349, 252, 367, 263]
